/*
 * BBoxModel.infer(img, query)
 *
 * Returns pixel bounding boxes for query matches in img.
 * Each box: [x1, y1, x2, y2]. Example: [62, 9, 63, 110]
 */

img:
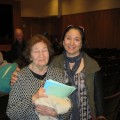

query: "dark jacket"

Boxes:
[11, 39, 26, 61]
[50, 53, 104, 118]
[11, 39, 28, 68]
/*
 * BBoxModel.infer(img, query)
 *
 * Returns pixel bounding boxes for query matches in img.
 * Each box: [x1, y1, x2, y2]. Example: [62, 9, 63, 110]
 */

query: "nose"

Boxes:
[70, 39, 75, 45]
[39, 51, 43, 57]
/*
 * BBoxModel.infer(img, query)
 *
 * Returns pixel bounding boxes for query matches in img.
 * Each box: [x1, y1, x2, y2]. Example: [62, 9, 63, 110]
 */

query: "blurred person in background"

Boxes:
[11, 28, 28, 68]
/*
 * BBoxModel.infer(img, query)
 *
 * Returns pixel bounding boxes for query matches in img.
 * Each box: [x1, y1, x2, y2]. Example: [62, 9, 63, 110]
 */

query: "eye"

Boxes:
[74, 37, 81, 42]
[42, 48, 48, 52]
[33, 50, 39, 53]
[75, 38, 80, 41]
[31, 49, 39, 53]
[66, 37, 71, 40]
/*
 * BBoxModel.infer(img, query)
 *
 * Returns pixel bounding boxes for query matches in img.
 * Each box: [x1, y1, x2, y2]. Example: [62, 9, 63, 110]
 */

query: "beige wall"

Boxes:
[20, 0, 120, 17]
[21, 0, 58, 17]
[62, 0, 120, 15]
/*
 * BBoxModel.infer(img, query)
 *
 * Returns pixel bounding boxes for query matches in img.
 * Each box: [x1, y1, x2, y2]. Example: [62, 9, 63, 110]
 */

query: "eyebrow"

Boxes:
[66, 35, 80, 39]
[32, 47, 48, 50]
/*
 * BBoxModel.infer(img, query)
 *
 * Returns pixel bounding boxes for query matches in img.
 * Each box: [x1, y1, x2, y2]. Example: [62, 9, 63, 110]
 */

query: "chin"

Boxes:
[67, 52, 79, 57]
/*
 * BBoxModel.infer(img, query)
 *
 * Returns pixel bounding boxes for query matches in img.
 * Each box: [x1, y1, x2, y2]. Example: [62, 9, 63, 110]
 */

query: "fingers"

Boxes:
[35, 105, 57, 117]
[32, 88, 48, 103]
[16, 67, 20, 72]
[10, 67, 20, 86]
[38, 87, 48, 98]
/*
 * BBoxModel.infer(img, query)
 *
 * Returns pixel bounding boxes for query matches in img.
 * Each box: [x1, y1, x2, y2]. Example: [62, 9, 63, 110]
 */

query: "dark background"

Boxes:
[0, 4, 13, 44]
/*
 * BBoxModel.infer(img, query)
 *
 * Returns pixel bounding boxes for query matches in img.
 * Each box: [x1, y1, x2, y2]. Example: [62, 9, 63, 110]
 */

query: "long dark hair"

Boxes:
[61, 25, 86, 51]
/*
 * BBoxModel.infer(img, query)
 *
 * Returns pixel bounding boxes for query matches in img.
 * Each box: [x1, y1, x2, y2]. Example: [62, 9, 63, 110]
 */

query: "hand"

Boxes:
[10, 67, 20, 86]
[0, 62, 8, 66]
[32, 87, 47, 104]
[96, 116, 107, 120]
[35, 105, 57, 117]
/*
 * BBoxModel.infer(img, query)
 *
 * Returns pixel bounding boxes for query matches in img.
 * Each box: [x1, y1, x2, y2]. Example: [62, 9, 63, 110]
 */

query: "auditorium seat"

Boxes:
[104, 92, 120, 120]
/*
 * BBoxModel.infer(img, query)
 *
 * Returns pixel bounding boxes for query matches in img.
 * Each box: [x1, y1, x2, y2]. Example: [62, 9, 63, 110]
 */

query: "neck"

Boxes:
[64, 51, 83, 63]
[67, 52, 80, 58]
[29, 63, 48, 75]
[69, 62, 75, 69]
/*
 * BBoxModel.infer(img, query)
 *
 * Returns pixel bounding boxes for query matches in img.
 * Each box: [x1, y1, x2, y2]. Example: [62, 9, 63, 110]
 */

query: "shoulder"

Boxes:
[84, 53, 98, 64]
[22, 39, 27, 44]
[84, 53, 100, 72]
[46, 65, 64, 83]
[52, 54, 64, 62]
[48, 65, 63, 73]
[18, 66, 30, 78]
[50, 54, 65, 69]
[16, 66, 35, 86]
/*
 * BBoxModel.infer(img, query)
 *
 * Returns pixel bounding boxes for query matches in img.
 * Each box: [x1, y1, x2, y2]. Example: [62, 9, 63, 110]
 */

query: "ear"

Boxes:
[63, 41, 64, 46]
[30, 57, 32, 61]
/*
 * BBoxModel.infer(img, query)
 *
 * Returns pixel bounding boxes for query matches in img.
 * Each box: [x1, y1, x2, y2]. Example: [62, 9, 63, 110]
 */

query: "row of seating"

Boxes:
[87, 48, 120, 120]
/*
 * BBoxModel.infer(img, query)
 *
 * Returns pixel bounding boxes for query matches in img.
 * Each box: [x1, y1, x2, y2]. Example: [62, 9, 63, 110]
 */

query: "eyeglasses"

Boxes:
[67, 25, 85, 32]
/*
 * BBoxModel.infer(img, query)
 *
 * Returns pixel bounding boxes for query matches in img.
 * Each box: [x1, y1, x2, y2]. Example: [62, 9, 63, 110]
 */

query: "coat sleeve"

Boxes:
[94, 70, 105, 117]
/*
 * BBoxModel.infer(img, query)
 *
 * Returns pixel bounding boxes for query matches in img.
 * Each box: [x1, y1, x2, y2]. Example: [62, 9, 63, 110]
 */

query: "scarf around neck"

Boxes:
[63, 51, 84, 120]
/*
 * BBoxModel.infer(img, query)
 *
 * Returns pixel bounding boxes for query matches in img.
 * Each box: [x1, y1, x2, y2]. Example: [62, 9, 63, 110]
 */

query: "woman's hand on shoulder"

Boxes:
[10, 67, 20, 86]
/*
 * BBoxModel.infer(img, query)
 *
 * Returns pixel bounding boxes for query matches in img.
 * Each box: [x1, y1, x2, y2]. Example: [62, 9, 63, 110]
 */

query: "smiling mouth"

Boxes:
[39, 60, 45, 61]
[68, 46, 76, 50]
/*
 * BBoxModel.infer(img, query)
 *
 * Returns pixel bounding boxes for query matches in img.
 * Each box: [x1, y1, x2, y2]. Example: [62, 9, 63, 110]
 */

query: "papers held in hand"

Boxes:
[44, 79, 76, 98]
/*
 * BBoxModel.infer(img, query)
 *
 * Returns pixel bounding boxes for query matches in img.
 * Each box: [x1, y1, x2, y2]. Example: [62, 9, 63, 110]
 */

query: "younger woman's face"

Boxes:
[30, 41, 49, 68]
[63, 29, 82, 57]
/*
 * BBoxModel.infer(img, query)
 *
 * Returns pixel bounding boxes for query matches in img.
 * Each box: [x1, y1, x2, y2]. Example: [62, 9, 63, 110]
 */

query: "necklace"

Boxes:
[39, 80, 45, 87]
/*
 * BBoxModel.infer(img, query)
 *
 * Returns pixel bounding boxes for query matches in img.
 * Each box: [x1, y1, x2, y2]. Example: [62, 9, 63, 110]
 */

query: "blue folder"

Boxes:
[44, 79, 76, 98]
[0, 63, 18, 93]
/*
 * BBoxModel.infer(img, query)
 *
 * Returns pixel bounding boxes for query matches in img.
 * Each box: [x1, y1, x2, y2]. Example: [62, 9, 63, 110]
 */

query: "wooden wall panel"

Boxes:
[22, 8, 120, 49]
[21, 17, 62, 41]
[61, 8, 120, 48]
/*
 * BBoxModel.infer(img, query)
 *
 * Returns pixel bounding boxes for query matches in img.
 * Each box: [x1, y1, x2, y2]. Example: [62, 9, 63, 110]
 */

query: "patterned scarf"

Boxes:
[63, 51, 84, 120]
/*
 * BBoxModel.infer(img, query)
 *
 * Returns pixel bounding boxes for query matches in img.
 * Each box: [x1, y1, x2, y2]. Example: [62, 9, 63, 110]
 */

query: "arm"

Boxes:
[94, 71, 107, 120]
[35, 96, 72, 119]
[32, 88, 58, 118]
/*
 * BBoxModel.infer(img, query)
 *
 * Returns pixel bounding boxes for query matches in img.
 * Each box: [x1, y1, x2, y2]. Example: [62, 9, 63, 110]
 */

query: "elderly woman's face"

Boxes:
[30, 41, 49, 67]
[63, 29, 82, 57]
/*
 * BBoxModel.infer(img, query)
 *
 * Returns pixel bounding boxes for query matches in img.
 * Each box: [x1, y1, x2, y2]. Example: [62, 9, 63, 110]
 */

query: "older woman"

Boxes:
[6, 34, 71, 120]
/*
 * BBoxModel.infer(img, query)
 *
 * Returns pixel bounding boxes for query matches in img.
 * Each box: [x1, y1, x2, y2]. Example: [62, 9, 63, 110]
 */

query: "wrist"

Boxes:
[32, 95, 37, 104]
